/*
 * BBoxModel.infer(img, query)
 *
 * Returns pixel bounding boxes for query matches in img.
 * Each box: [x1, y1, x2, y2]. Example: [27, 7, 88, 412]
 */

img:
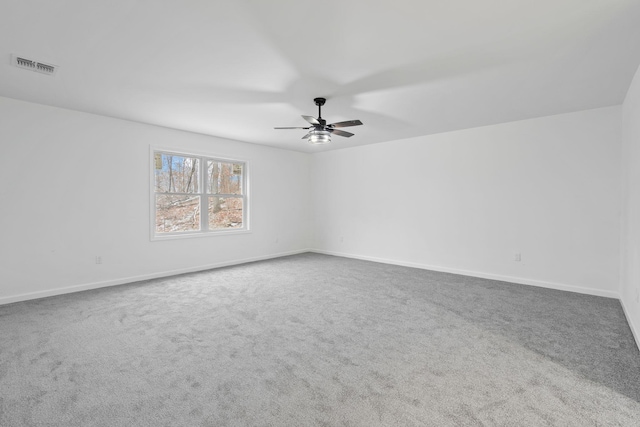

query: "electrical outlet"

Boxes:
[95, 256, 102, 265]
[514, 253, 521, 262]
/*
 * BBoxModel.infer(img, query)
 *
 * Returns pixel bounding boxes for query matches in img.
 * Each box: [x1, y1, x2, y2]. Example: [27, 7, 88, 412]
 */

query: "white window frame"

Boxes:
[150, 147, 250, 240]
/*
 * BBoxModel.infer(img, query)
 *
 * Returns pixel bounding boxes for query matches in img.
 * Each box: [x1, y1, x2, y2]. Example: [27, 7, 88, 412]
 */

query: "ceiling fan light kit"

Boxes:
[275, 97, 363, 145]
[309, 130, 331, 145]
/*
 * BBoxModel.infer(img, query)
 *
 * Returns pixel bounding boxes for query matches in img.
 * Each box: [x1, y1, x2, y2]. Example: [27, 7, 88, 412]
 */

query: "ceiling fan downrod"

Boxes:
[314, 97, 326, 121]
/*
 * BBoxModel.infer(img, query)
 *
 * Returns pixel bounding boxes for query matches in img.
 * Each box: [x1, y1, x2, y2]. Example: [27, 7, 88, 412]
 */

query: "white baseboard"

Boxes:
[0, 249, 310, 306]
[310, 249, 621, 299]
[620, 297, 640, 351]
[1, 247, 623, 307]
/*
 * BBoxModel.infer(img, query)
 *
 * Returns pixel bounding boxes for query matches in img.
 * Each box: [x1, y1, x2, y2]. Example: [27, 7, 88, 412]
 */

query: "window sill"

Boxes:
[151, 229, 251, 241]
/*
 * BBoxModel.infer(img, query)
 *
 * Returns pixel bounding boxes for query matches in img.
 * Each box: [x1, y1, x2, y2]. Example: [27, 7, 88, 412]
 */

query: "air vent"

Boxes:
[12, 54, 58, 76]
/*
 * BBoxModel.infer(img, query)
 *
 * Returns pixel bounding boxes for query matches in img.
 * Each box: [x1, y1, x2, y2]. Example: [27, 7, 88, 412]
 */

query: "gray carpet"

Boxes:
[1, 253, 639, 426]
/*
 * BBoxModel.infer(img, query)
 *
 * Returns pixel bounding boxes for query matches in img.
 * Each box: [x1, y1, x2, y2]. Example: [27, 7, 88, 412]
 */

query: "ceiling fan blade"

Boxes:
[329, 120, 363, 128]
[302, 115, 321, 125]
[329, 129, 355, 138]
[301, 133, 311, 139]
[274, 126, 311, 129]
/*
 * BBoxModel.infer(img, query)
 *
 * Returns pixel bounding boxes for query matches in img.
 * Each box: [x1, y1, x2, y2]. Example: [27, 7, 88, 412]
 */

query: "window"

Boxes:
[152, 150, 247, 238]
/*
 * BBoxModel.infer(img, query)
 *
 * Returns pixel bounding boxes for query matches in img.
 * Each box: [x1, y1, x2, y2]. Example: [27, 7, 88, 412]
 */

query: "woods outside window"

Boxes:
[152, 150, 248, 238]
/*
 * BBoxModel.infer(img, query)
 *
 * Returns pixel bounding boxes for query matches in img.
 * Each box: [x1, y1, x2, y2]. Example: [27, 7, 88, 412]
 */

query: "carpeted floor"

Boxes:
[1, 253, 639, 426]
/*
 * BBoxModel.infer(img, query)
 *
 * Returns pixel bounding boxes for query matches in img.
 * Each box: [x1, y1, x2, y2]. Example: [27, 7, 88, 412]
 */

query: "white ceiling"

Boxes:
[2, 0, 640, 152]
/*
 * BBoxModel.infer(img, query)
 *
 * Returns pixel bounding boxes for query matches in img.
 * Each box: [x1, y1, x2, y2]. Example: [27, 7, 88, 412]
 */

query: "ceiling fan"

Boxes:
[274, 98, 363, 144]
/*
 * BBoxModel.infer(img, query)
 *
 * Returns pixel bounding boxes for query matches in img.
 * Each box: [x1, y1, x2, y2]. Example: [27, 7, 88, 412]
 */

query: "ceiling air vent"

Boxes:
[12, 54, 58, 76]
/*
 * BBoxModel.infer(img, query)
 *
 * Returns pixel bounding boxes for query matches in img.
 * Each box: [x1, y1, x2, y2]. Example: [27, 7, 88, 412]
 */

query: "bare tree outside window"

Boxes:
[153, 152, 246, 236]
[154, 155, 200, 233]
[207, 161, 243, 230]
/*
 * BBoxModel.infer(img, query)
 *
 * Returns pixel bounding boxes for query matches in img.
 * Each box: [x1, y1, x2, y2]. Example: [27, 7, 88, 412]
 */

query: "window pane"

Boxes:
[154, 153, 199, 193]
[208, 197, 243, 230]
[155, 194, 200, 233]
[207, 161, 242, 195]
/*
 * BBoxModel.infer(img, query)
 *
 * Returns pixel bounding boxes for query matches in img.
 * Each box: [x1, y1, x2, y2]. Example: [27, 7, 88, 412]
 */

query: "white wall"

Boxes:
[311, 107, 622, 297]
[0, 96, 629, 309]
[621, 64, 640, 342]
[0, 96, 311, 304]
